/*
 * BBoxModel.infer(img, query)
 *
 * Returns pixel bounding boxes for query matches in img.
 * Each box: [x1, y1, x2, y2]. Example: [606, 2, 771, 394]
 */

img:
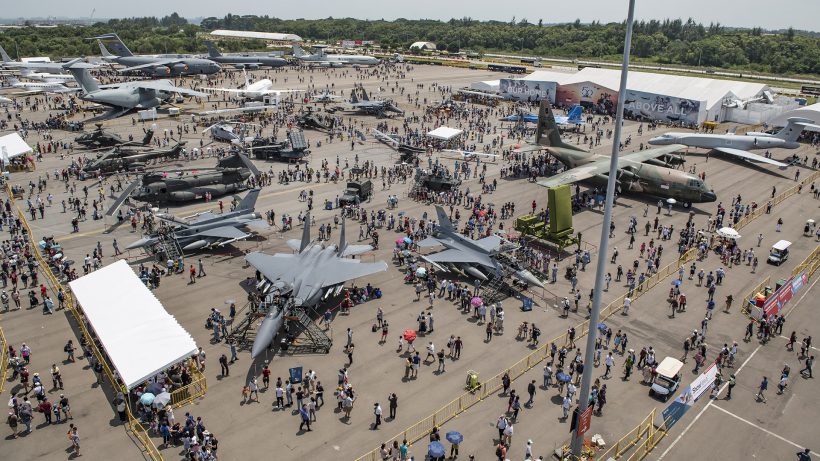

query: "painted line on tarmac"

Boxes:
[709, 404, 818, 456]
[657, 274, 819, 460]
[778, 336, 819, 352]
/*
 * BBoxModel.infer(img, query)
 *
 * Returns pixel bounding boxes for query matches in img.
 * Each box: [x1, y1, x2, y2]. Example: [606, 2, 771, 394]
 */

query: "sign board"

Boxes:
[689, 361, 718, 401]
[754, 273, 807, 320]
[661, 385, 694, 430]
[499, 79, 556, 103]
[576, 405, 594, 437]
[623, 89, 705, 125]
[289, 366, 303, 384]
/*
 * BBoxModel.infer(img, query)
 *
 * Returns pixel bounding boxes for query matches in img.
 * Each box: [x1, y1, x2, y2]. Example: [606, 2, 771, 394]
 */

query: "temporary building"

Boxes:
[426, 126, 463, 141]
[409, 41, 437, 51]
[766, 102, 820, 129]
[209, 29, 302, 42]
[69, 260, 198, 390]
[0, 133, 33, 163]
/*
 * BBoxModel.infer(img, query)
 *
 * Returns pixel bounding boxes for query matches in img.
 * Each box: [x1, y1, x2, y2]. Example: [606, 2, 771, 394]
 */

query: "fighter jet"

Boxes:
[417, 205, 543, 287]
[67, 63, 208, 119]
[348, 87, 404, 117]
[75, 125, 154, 149]
[93, 33, 220, 76]
[292, 44, 380, 67]
[372, 128, 425, 163]
[126, 188, 267, 252]
[647, 118, 820, 168]
[520, 101, 717, 207]
[246, 214, 388, 357]
[203, 41, 288, 69]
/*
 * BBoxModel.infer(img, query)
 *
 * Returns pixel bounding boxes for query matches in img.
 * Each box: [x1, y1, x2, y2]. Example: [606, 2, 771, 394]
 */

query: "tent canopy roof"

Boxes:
[69, 260, 198, 390]
[0, 133, 33, 160]
[427, 126, 463, 141]
[210, 29, 302, 42]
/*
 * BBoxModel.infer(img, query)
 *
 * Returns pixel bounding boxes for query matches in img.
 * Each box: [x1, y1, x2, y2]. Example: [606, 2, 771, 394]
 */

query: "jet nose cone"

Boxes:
[648, 136, 664, 145]
[701, 191, 717, 202]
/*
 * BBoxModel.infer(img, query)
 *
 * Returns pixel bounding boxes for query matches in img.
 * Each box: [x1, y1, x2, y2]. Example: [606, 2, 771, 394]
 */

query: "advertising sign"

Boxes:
[499, 79, 556, 103]
[661, 385, 694, 430]
[623, 90, 704, 125]
[576, 405, 593, 437]
[690, 362, 719, 401]
[289, 366, 303, 384]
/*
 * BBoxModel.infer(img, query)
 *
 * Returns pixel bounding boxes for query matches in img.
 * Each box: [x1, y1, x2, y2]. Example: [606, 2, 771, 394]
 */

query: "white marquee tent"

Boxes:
[767, 102, 820, 128]
[69, 260, 198, 390]
[0, 133, 33, 163]
[426, 126, 463, 141]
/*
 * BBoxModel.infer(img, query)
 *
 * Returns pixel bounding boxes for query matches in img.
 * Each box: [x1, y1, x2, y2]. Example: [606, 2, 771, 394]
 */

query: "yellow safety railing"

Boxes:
[171, 360, 208, 408]
[355, 249, 696, 461]
[5, 184, 164, 461]
[625, 415, 673, 461]
[595, 408, 657, 460]
[791, 245, 820, 279]
[0, 326, 8, 393]
[731, 169, 820, 234]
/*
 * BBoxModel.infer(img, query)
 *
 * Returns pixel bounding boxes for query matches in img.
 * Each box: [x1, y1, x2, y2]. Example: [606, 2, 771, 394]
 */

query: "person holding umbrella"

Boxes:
[446, 431, 464, 458]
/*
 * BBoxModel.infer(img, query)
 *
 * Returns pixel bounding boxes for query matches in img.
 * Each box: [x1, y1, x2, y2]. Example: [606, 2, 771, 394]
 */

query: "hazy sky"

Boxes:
[3, 0, 818, 32]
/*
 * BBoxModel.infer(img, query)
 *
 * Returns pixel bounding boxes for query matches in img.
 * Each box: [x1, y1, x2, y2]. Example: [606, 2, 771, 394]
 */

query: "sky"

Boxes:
[2, 0, 818, 32]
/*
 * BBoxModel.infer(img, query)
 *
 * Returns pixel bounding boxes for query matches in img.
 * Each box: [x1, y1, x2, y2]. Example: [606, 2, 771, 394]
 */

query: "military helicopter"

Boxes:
[202, 121, 261, 144]
[130, 153, 260, 204]
[294, 107, 332, 131]
[81, 141, 186, 176]
[372, 129, 425, 164]
[75, 124, 155, 149]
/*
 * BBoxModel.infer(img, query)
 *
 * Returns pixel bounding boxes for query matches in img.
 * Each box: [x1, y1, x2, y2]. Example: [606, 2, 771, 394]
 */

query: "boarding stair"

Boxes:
[284, 306, 332, 354]
[155, 231, 184, 262]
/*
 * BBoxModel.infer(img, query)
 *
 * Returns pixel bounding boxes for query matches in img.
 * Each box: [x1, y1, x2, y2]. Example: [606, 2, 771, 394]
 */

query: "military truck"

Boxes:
[339, 180, 373, 206]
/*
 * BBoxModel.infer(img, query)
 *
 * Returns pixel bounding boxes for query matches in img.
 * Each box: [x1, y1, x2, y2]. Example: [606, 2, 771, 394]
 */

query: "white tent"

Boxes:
[767, 102, 820, 128]
[426, 126, 463, 141]
[69, 260, 198, 390]
[0, 133, 32, 163]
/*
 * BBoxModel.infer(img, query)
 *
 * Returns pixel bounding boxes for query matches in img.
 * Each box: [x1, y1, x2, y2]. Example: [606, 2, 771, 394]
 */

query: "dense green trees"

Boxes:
[1, 14, 817, 76]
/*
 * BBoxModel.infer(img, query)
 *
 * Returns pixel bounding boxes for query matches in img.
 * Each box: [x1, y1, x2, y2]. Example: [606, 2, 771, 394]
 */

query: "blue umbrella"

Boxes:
[556, 372, 572, 383]
[671, 279, 682, 286]
[139, 392, 156, 405]
[445, 431, 464, 444]
[404, 237, 413, 244]
[428, 441, 446, 458]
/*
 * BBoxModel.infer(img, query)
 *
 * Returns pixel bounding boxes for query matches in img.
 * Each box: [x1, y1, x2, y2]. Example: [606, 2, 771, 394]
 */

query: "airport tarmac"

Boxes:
[1, 63, 818, 461]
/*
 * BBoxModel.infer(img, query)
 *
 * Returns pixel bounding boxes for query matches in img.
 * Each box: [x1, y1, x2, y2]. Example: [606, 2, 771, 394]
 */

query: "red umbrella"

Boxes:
[403, 329, 417, 342]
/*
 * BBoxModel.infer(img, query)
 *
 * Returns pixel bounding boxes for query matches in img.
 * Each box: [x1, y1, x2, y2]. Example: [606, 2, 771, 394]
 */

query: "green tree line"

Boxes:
[1, 14, 818, 76]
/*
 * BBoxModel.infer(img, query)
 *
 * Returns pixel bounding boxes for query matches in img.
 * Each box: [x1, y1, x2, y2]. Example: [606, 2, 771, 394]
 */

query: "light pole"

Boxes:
[569, 0, 636, 458]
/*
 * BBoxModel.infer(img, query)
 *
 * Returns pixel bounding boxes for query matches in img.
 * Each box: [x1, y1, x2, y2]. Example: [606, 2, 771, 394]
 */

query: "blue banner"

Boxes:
[289, 366, 303, 384]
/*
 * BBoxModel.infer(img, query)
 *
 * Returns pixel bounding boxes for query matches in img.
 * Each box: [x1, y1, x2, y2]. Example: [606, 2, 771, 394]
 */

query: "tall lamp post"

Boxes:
[569, 0, 637, 458]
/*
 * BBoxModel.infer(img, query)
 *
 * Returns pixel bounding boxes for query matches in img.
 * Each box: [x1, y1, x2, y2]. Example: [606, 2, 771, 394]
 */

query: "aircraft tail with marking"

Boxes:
[95, 33, 133, 57]
[299, 211, 312, 252]
[237, 188, 260, 212]
[204, 41, 222, 58]
[535, 99, 586, 152]
[0, 44, 12, 62]
[773, 118, 815, 143]
[434, 205, 454, 233]
[566, 104, 583, 124]
[292, 44, 308, 58]
[97, 40, 115, 59]
[67, 65, 100, 93]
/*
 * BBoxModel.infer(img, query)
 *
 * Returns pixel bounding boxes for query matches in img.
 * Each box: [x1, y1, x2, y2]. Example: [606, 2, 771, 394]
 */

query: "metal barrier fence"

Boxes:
[625, 416, 673, 461]
[4, 185, 164, 461]
[792, 245, 820, 279]
[0, 326, 8, 393]
[596, 408, 657, 460]
[171, 361, 208, 408]
[354, 249, 696, 461]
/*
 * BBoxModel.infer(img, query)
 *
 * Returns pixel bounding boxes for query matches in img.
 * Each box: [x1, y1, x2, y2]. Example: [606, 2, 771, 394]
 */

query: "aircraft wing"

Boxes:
[202, 87, 252, 95]
[713, 147, 788, 167]
[536, 161, 612, 188]
[422, 248, 486, 265]
[416, 237, 443, 248]
[443, 149, 499, 160]
[118, 59, 185, 73]
[475, 235, 503, 252]
[319, 259, 388, 288]
[340, 245, 373, 257]
[246, 252, 298, 283]
[189, 212, 218, 224]
[513, 143, 546, 154]
[243, 219, 270, 231]
[196, 225, 249, 240]
[130, 80, 208, 97]
[621, 144, 686, 162]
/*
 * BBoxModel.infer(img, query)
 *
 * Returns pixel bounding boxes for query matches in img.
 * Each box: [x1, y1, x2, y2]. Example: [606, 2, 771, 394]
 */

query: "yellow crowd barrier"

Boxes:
[594, 408, 657, 460]
[0, 326, 8, 393]
[4, 185, 164, 461]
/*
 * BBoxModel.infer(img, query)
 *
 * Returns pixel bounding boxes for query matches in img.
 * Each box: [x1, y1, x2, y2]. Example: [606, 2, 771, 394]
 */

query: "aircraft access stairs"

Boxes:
[481, 269, 513, 305]
[226, 300, 263, 352]
[155, 231, 185, 263]
[283, 306, 332, 354]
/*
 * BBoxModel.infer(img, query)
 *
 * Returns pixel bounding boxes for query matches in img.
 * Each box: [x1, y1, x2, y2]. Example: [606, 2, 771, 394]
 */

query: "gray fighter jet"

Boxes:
[67, 63, 208, 119]
[203, 41, 287, 69]
[246, 215, 387, 357]
[417, 205, 543, 288]
[348, 87, 404, 117]
[126, 188, 267, 252]
[93, 33, 220, 76]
